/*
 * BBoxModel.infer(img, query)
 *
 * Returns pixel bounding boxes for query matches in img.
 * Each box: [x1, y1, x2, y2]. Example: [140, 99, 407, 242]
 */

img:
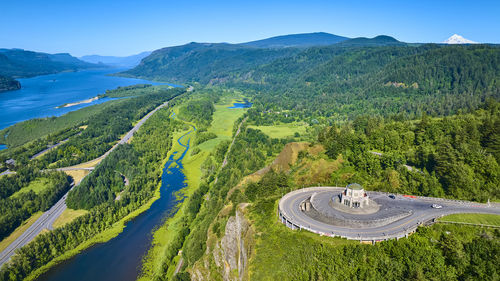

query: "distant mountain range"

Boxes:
[240, 32, 349, 48]
[443, 34, 478, 44]
[79, 51, 152, 68]
[0, 49, 97, 78]
[337, 35, 403, 46]
[0, 49, 98, 92]
[119, 32, 405, 83]
[1, 32, 489, 93]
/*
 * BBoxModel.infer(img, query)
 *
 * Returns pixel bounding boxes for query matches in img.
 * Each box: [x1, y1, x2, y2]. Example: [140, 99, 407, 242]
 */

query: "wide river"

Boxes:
[0, 68, 169, 131]
[38, 122, 195, 281]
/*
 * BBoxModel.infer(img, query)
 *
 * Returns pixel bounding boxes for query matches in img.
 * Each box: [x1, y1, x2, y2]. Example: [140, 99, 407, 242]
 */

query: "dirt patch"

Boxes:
[271, 142, 309, 172]
[63, 169, 90, 184]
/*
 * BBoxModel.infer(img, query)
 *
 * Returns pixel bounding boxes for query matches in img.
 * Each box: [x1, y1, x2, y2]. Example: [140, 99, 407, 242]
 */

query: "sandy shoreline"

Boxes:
[56, 96, 99, 108]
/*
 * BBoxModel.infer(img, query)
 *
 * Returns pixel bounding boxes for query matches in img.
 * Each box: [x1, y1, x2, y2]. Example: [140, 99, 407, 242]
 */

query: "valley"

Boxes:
[0, 28, 499, 281]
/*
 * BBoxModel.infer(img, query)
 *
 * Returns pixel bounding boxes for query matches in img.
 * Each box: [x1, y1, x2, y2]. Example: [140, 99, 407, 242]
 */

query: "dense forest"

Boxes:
[124, 41, 500, 119]
[165, 100, 500, 280]
[0, 104, 180, 281]
[241, 44, 500, 120]
[119, 43, 301, 84]
[318, 99, 500, 202]
[0, 168, 71, 241]
[7, 88, 184, 169]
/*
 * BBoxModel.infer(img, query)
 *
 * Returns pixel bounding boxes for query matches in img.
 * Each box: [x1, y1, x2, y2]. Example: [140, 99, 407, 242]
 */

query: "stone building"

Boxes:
[340, 183, 369, 208]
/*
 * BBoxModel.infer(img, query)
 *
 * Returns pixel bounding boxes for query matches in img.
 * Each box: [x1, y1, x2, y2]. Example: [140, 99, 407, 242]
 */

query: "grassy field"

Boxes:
[438, 213, 500, 226]
[248, 122, 308, 139]
[138, 93, 248, 280]
[10, 178, 52, 198]
[63, 170, 90, 185]
[0, 212, 43, 252]
[53, 209, 89, 229]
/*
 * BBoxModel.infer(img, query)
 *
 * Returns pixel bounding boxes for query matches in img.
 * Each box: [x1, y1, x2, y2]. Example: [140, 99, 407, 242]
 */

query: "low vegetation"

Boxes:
[52, 209, 88, 229]
[0, 169, 71, 241]
[0, 88, 183, 281]
[439, 213, 500, 226]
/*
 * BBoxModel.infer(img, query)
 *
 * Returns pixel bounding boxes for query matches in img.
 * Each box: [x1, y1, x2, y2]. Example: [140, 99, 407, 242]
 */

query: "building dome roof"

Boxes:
[347, 183, 363, 190]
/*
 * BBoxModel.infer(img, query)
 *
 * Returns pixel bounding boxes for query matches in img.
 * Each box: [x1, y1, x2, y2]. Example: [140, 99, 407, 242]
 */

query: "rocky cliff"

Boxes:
[191, 204, 254, 281]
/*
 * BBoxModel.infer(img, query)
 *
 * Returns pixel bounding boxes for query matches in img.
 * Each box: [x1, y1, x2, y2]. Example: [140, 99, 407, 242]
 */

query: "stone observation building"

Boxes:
[339, 183, 369, 208]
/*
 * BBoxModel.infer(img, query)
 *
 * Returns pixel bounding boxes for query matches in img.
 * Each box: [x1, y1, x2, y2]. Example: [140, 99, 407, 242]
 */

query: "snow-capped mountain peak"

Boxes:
[443, 34, 478, 44]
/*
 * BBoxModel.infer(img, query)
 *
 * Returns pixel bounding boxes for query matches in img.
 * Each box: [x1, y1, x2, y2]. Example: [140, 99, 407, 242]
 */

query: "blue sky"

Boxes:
[1, 0, 499, 56]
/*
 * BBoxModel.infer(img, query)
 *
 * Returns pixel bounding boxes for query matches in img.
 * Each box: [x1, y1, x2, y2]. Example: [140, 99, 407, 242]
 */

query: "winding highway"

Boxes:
[0, 98, 175, 268]
[278, 187, 500, 242]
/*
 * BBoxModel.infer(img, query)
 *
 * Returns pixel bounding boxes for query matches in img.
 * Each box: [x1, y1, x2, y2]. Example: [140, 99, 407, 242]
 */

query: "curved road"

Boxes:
[0, 98, 175, 268]
[279, 187, 500, 242]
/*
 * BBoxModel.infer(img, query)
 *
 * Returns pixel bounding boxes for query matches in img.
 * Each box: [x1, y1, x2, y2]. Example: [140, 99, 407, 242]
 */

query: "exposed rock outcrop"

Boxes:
[191, 204, 254, 281]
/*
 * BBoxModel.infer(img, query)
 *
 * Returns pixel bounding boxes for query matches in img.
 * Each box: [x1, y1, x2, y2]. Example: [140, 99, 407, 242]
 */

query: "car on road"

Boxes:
[431, 204, 442, 209]
[389, 194, 396, 199]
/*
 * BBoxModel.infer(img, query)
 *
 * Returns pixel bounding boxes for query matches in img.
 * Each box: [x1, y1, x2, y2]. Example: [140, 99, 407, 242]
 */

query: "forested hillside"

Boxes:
[171, 100, 500, 280]
[241, 32, 349, 48]
[238, 44, 500, 118]
[318, 100, 500, 202]
[0, 75, 20, 92]
[0, 169, 71, 241]
[0, 49, 96, 78]
[119, 43, 300, 83]
[124, 42, 500, 119]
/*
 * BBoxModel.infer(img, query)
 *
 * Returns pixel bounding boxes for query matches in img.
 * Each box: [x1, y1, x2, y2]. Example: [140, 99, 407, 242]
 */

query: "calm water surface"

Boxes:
[38, 124, 195, 281]
[228, 99, 253, 108]
[0, 68, 170, 130]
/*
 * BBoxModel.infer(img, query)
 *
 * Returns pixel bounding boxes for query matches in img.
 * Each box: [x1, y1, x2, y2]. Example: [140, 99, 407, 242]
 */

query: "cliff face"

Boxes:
[0, 75, 21, 92]
[191, 204, 254, 281]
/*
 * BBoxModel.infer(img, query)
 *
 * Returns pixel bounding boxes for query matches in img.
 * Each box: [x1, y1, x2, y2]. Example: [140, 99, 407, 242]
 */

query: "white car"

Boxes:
[431, 204, 442, 209]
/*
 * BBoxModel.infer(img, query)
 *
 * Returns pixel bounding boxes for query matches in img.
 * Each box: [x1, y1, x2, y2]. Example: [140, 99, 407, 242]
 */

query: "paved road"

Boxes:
[279, 187, 500, 241]
[30, 138, 70, 160]
[0, 182, 75, 266]
[0, 99, 173, 268]
[55, 167, 95, 171]
[0, 169, 15, 176]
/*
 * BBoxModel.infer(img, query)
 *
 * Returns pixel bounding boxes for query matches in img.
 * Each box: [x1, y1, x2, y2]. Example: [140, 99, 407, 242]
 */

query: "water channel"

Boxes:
[38, 118, 195, 281]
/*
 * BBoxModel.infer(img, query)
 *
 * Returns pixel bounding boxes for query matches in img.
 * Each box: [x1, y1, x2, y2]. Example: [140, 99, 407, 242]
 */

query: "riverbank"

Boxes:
[138, 94, 249, 280]
[20, 103, 181, 280]
[25, 183, 163, 281]
[0, 68, 166, 130]
[56, 97, 99, 108]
